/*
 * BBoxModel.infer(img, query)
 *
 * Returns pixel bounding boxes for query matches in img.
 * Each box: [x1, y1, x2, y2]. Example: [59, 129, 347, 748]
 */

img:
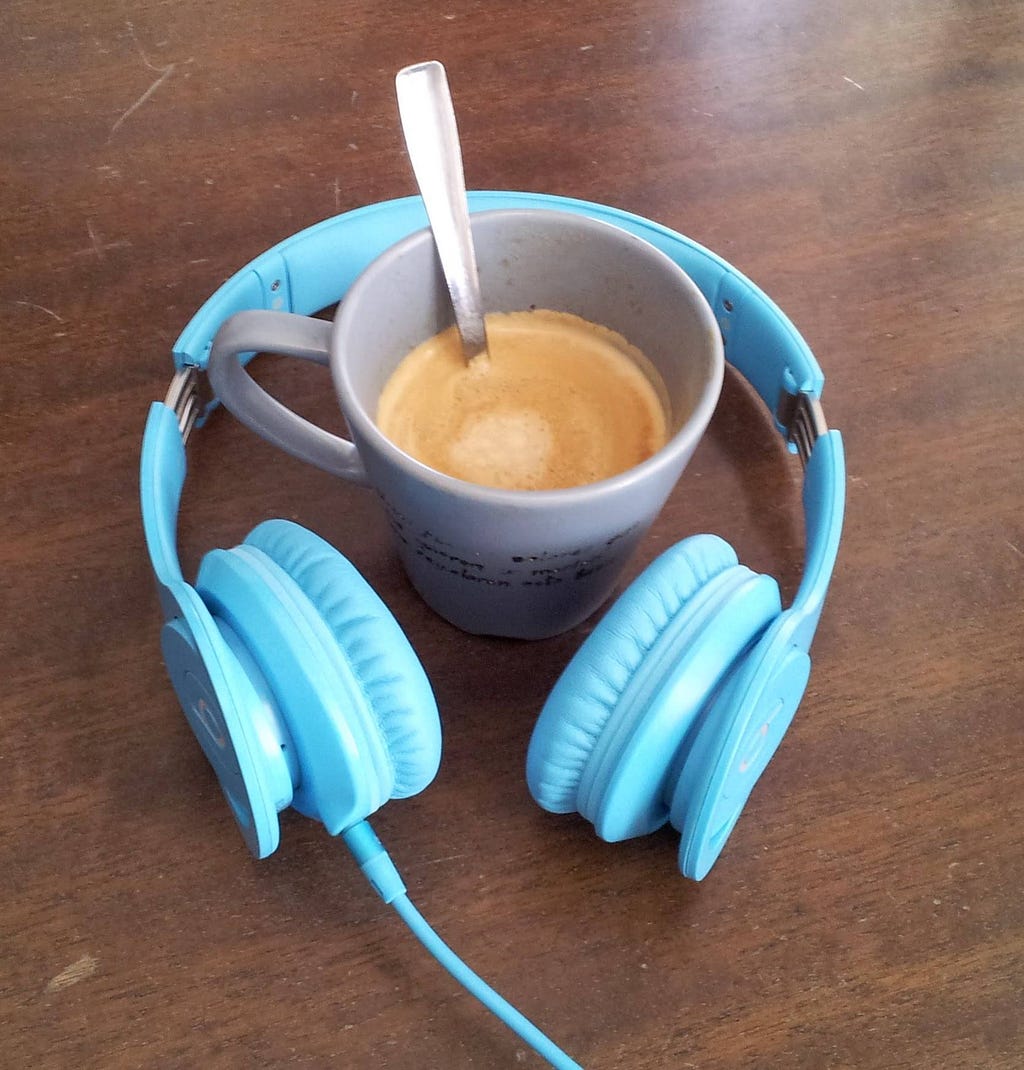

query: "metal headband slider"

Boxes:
[777, 390, 828, 466]
[163, 365, 212, 444]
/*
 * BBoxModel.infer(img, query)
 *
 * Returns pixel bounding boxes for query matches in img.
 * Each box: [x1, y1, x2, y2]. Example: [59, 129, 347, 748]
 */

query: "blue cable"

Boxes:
[389, 892, 583, 1069]
[343, 821, 584, 1070]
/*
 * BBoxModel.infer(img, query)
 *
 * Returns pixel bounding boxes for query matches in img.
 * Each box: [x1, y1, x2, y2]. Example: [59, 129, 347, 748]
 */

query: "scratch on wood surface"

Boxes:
[843, 75, 866, 91]
[126, 20, 161, 72]
[110, 22, 192, 137]
[13, 300, 64, 322]
[110, 63, 177, 135]
[72, 220, 132, 260]
[45, 954, 99, 993]
[86, 219, 103, 257]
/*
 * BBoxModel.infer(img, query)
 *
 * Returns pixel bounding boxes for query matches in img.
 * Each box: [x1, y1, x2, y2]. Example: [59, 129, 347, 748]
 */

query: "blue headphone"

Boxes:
[141, 191, 844, 1069]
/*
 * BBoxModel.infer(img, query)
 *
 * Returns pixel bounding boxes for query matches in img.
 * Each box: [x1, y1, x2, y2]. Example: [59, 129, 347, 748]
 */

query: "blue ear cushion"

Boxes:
[526, 534, 739, 814]
[244, 519, 441, 799]
[581, 565, 782, 843]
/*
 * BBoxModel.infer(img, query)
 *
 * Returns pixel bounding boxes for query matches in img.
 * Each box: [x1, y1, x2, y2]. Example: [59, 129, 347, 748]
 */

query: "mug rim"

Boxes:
[330, 207, 724, 506]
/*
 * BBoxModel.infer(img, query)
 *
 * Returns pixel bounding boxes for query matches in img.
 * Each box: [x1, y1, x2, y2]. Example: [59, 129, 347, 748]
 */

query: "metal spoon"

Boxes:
[396, 60, 489, 365]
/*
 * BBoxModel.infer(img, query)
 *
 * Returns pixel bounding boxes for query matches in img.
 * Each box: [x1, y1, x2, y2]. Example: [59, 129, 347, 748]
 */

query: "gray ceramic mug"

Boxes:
[208, 209, 724, 639]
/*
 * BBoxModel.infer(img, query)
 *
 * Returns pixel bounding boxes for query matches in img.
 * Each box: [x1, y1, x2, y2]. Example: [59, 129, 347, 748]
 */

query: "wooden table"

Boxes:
[4, 2, 1021, 1067]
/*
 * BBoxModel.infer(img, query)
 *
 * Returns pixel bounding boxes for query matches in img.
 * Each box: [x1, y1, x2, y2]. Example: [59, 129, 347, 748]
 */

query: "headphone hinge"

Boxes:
[777, 390, 828, 467]
[164, 365, 213, 444]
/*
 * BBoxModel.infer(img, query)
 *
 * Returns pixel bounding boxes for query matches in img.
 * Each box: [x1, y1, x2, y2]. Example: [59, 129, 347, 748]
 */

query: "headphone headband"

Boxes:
[175, 193, 820, 432]
[158, 191, 843, 638]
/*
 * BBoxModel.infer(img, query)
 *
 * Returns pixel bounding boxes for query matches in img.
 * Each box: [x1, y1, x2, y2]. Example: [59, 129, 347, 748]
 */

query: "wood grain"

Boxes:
[2, 1, 1022, 1067]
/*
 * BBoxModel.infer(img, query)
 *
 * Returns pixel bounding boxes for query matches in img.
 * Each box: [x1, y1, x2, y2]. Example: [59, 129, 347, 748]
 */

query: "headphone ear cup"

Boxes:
[672, 613, 811, 880]
[244, 520, 442, 799]
[527, 534, 780, 842]
[196, 521, 441, 837]
[160, 581, 292, 859]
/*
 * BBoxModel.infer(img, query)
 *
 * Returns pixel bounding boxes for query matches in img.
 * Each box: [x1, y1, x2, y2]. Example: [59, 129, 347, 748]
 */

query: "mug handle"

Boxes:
[207, 309, 367, 483]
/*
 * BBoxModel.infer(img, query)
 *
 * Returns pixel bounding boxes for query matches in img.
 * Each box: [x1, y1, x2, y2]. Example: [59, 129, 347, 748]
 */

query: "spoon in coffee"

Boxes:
[395, 60, 490, 365]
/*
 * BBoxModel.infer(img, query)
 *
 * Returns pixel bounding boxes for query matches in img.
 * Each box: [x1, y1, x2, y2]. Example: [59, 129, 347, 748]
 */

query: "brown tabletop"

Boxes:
[3, 2, 1022, 1067]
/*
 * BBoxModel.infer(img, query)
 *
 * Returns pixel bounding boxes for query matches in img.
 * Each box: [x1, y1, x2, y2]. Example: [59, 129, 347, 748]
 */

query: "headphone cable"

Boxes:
[343, 820, 584, 1070]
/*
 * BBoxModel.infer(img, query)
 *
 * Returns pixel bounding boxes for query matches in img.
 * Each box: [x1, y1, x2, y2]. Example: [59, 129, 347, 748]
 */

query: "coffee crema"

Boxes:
[376, 309, 670, 491]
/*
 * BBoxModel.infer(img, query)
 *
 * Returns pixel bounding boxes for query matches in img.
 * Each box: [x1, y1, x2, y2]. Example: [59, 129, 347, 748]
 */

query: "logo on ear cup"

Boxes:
[730, 650, 809, 791]
[190, 683, 228, 750]
[161, 619, 243, 783]
[178, 672, 243, 785]
[736, 697, 785, 775]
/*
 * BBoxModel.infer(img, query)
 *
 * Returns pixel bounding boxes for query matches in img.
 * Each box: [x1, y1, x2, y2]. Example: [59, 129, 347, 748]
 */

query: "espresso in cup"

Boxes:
[377, 309, 670, 491]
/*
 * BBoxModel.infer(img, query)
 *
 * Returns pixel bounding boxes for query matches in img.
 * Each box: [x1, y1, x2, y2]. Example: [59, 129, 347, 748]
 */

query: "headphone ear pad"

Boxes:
[244, 519, 442, 799]
[526, 534, 740, 816]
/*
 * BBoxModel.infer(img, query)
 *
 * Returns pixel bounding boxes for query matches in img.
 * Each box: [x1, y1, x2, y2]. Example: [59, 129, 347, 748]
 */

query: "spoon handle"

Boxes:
[396, 61, 489, 362]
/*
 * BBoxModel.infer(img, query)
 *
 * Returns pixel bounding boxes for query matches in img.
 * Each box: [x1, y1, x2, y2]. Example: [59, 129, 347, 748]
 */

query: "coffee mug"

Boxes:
[208, 209, 724, 639]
